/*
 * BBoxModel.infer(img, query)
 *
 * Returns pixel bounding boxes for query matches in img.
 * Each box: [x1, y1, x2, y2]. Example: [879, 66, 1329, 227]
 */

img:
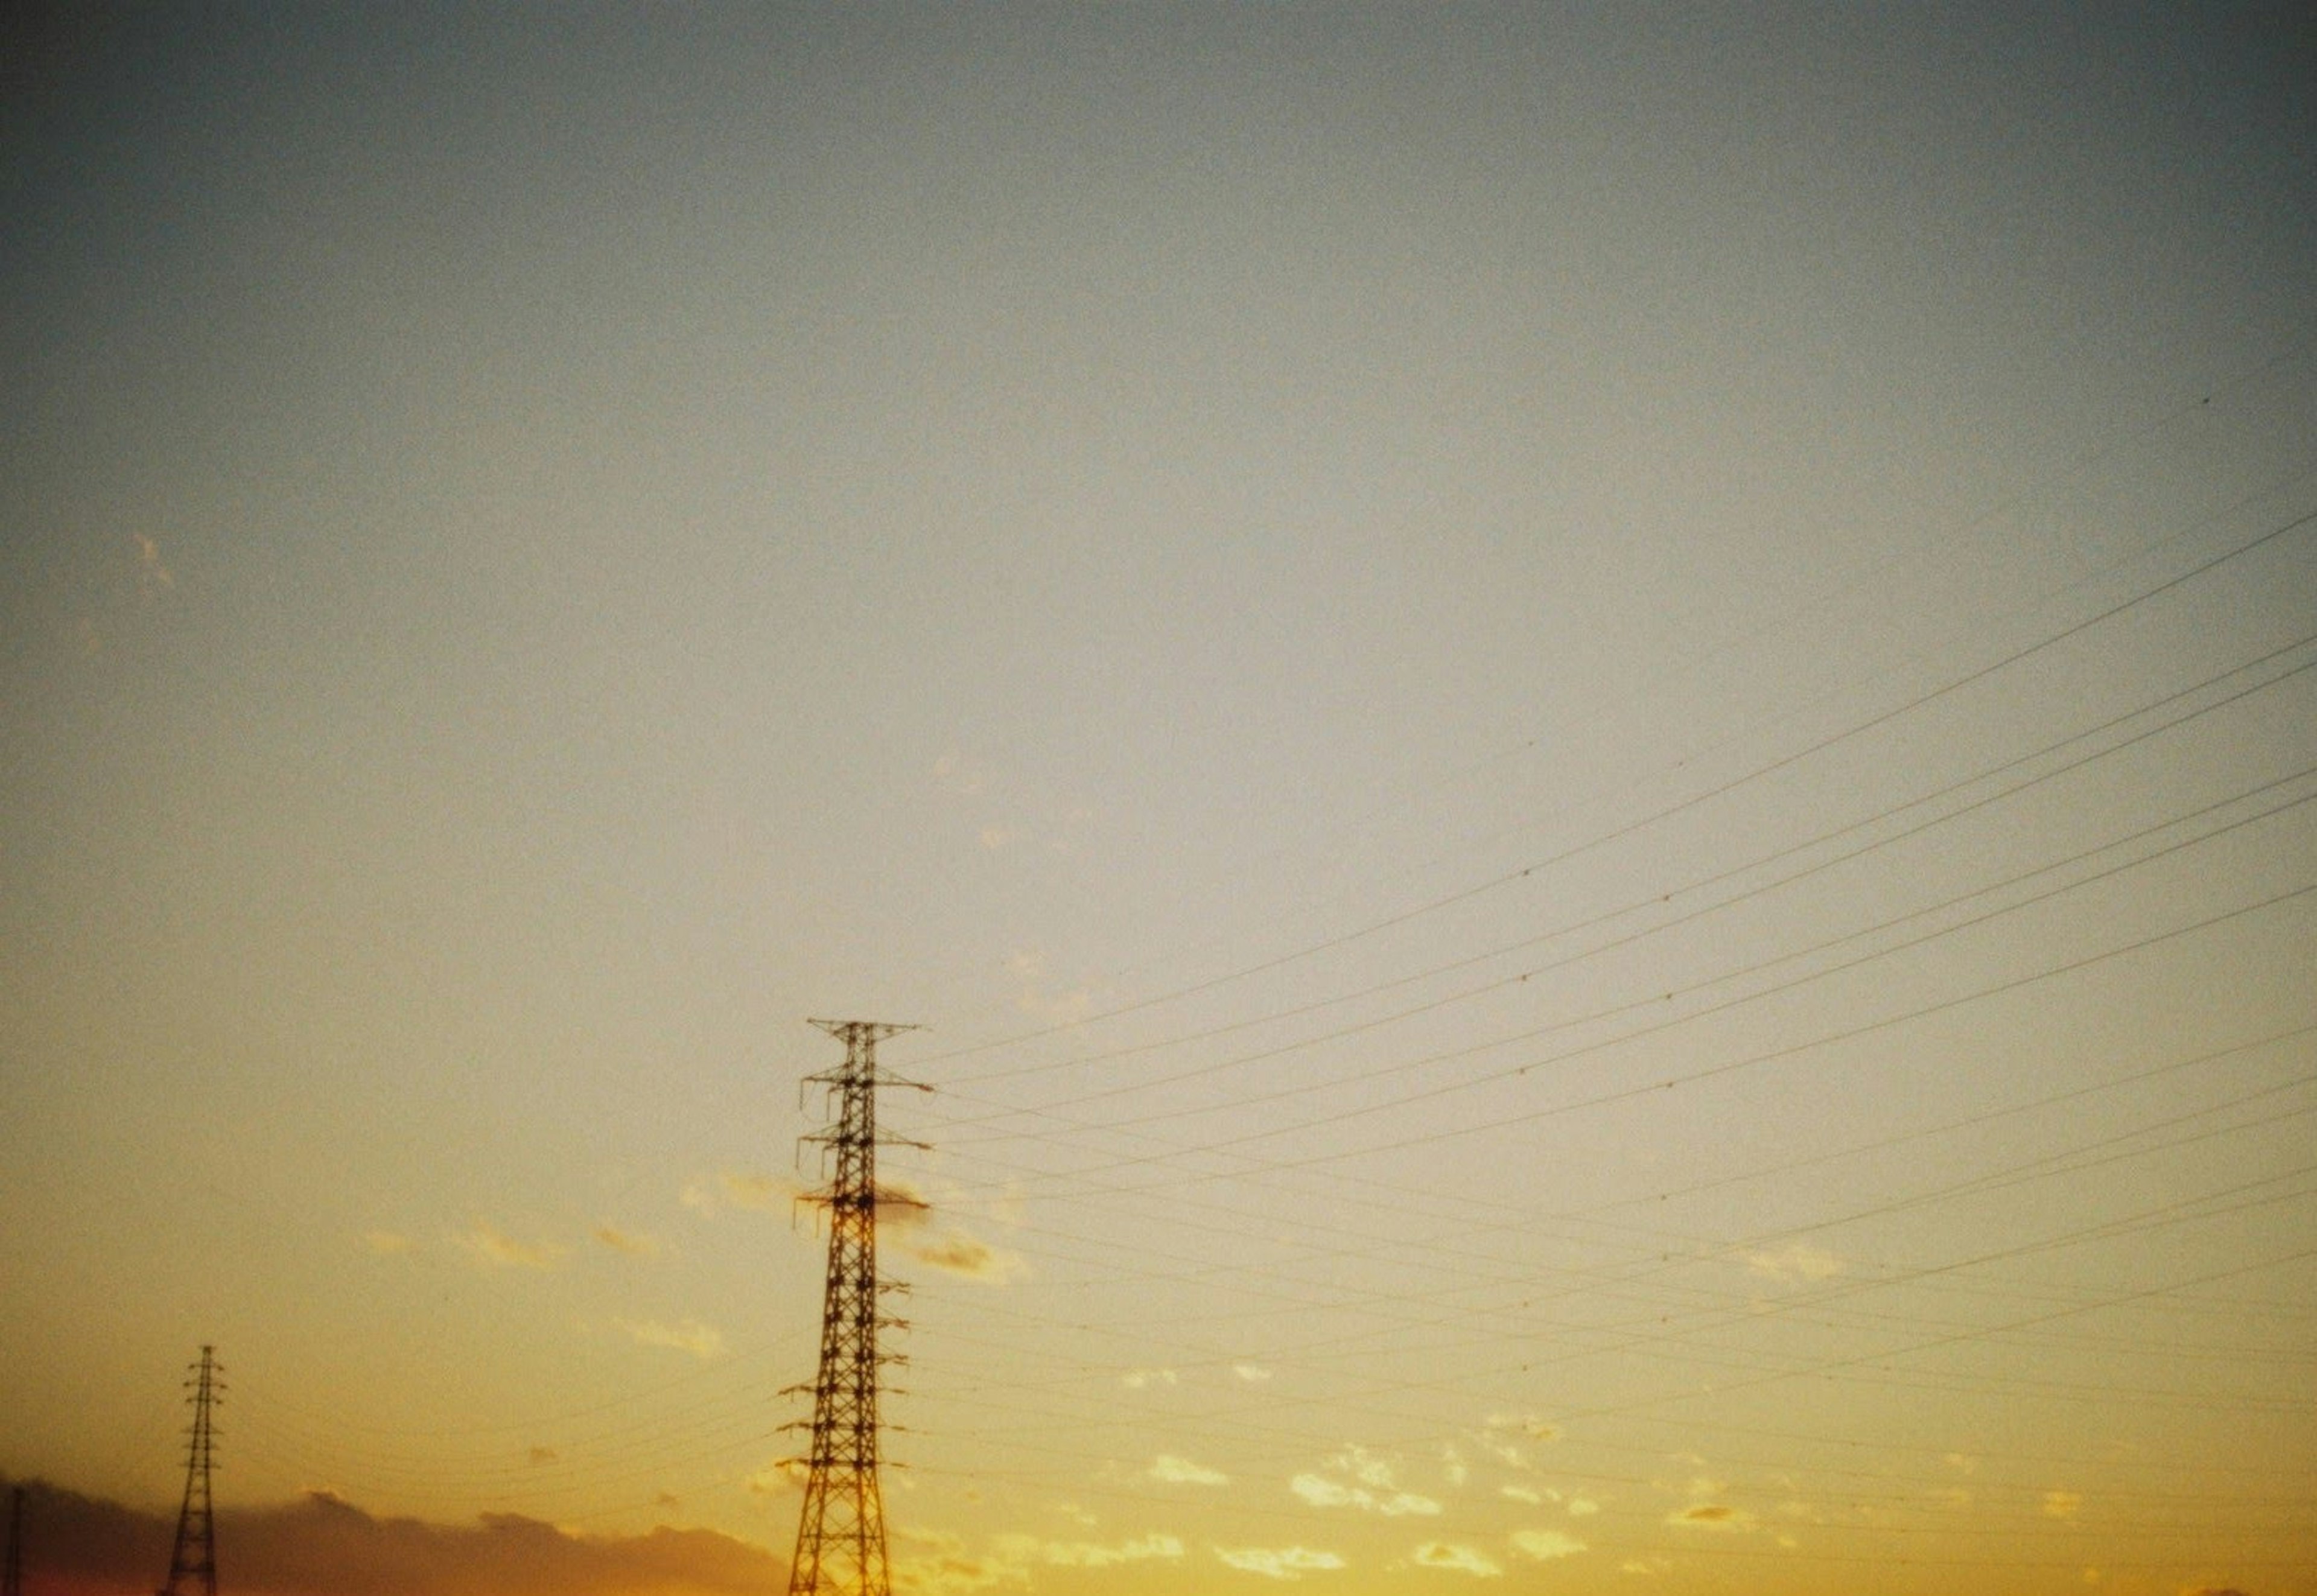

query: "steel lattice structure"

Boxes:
[158, 1344, 221, 1596]
[786, 1020, 924, 1596]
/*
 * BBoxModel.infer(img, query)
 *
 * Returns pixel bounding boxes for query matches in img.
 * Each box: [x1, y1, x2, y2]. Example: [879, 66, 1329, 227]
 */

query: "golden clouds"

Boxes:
[592, 1226, 661, 1257]
[615, 1318, 724, 1358]
[1413, 1541, 1501, 1577]
[1289, 1446, 1441, 1517]
[873, 1176, 1025, 1282]
[1213, 1545, 1345, 1580]
[455, 1221, 567, 1271]
[1148, 1454, 1229, 1486]
[1510, 1528, 1586, 1560]
[1740, 1242, 1843, 1283]
[681, 1172, 796, 1216]
[898, 1527, 1183, 1593]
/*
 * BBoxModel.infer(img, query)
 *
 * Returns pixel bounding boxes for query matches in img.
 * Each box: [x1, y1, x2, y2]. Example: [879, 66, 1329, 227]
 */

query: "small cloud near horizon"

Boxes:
[1213, 1545, 1346, 1580]
[618, 1319, 725, 1359]
[456, 1222, 566, 1271]
[1149, 1454, 1228, 1487]
[1413, 1542, 1501, 1577]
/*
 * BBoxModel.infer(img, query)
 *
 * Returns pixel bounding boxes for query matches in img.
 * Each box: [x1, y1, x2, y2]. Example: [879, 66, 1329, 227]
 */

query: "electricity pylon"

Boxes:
[784, 1020, 926, 1596]
[158, 1344, 221, 1596]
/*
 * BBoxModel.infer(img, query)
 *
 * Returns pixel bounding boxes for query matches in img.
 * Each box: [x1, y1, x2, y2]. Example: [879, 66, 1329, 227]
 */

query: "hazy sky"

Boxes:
[4, 5, 2314, 1594]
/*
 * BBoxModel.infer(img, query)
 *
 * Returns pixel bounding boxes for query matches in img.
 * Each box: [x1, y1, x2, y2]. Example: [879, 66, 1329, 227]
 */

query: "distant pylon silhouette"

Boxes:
[784, 1020, 926, 1596]
[157, 1345, 221, 1596]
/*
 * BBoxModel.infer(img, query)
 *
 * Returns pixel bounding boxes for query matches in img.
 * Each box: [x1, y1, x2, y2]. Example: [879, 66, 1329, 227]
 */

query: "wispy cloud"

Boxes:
[1413, 1542, 1501, 1577]
[1511, 1529, 1586, 1561]
[905, 1230, 1026, 1282]
[1213, 1545, 1346, 1580]
[1123, 1368, 1178, 1390]
[990, 1532, 1184, 1569]
[1741, 1242, 1843, 1283]
[1667, 1504, 1755, 1532]
[617, 1318, 724, 1359]
[136, 533, 174, 600]
[1149, 1455, 1228, 1487]
[1233, 1363, 1273, 1383]
[746, 1458, 809, 1497]
[455, 1222, 566, 1271]
[870, 1177, 1024, 1282]
[1005, 947, 1095, 1027]
[593, 1226, 661, 1257]
[360, 1231, 413, 1256]
[2042, 1490, 2083, 1521]
[681, 1172, 798, 1216]
[1290, 1447, 1441, 1517]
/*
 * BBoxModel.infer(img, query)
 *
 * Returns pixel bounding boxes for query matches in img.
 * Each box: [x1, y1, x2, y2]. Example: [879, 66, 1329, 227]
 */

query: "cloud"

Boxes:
[1005, 947, 1096, 1027]
[1234, 1364, 1274, 1382]
[1668, 1504, 1754, 1532]
[528, 1446, 559, 1466]
[1567, 1498, 1599, 1517]
[903, 1229, 1026, 1283]
[0, 1478, 781, 1596]
[933, 752, 990, 796]
[456, 1222, 567, 1271]
[1214, 1545, 1346, 1580]
[746, 1458, 809, 1497]
[990, 1532, 1184, 1569]
[979, 826, 1014, 850]
[2043, 1490, 2083, 1521]
[1123, 1368, 1178, 1390]
[863, 1178, 1023, 1282]
[1290, 1449, 1441, 1518]
[1499, 1486, 1542, 1505]
[617, 1319, 724, 1359]
[1511, 1530, 1586, 1561]
[897, 1527, 1180, 1594]
[136, 533, 174, 599]
[1741, 1242, 1843, 1283]
[1413, 1542, 1501, 1577]
[360, 1231, 413, 1256]
[684, 1172, 797, 1216]
[1149, 1455, 1229, 1486]
[593, 1226, 661, 1257]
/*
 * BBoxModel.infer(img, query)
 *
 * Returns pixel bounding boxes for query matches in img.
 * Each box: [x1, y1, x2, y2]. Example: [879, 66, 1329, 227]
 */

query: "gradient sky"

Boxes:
[4, 5, 2315, 1594]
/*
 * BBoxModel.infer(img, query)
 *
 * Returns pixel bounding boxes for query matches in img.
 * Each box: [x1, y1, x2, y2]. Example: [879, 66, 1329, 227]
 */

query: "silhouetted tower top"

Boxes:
[157, 1345, 221, 1596]
[786, 1020, 927, 1596]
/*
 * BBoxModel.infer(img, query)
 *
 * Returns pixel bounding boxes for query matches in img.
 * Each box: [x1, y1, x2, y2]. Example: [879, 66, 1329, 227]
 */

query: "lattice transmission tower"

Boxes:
[157, 1344, 221, 1596]
[784, 1020, 926, 1596]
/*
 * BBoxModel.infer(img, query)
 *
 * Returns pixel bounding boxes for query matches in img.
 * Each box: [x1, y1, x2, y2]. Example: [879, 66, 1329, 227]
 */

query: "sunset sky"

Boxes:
[3, 5, 2314, 1594]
